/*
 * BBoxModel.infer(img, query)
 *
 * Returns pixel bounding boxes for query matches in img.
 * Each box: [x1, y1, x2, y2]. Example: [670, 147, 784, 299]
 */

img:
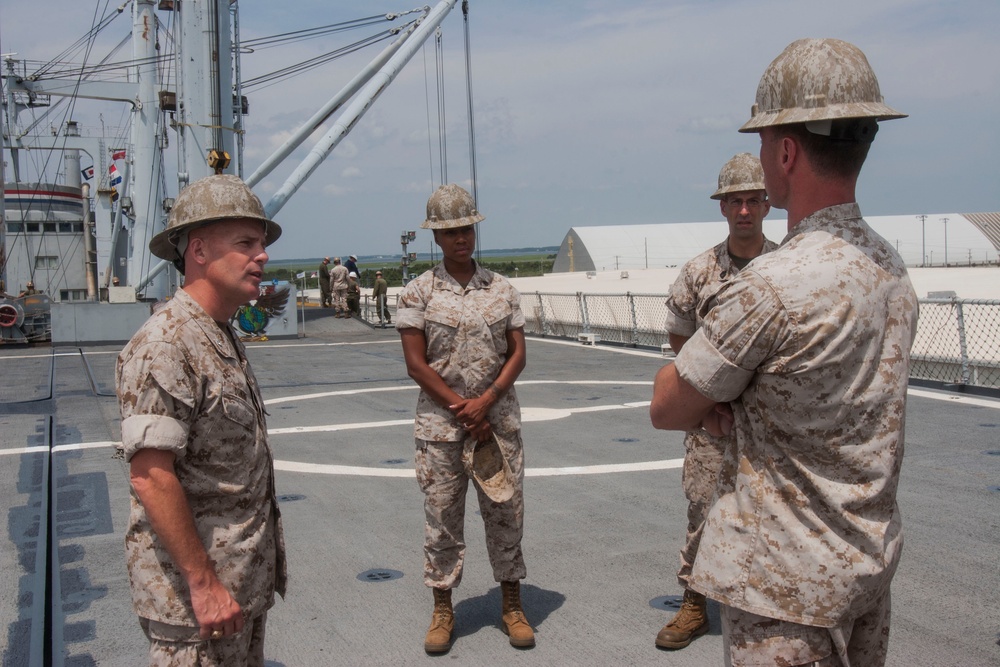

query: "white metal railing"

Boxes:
[522, 292, 1000, 390]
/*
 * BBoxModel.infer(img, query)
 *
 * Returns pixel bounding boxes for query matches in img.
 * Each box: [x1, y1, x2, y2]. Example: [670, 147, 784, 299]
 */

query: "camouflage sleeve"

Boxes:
[119, 341, 196, 462]
[674, 270, 788, 403]
[394, 276, 428, 331]
[665, 264, 698, 338]
[506, 281, 526, 330]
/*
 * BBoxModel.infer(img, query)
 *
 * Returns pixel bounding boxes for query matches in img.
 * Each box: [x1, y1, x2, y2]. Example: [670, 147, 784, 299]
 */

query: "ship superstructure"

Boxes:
[1, 0, 463, 343]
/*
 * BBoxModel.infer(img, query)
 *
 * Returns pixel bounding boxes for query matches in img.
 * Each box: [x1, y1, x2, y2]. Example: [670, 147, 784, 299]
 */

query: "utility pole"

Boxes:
[916, 214, 927, 267]
[940, 217, 949, 266]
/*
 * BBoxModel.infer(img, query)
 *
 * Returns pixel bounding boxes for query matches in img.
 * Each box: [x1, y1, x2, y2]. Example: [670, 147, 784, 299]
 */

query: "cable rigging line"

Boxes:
[242, 28, 408, 91]
[240, 15, 391, 50]
[461, 0, 480, 259]
[435, 27, 447, 186]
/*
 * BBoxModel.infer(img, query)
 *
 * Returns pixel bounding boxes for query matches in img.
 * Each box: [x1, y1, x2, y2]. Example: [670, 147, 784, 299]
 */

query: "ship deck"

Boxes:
[1, 314, 997, 666]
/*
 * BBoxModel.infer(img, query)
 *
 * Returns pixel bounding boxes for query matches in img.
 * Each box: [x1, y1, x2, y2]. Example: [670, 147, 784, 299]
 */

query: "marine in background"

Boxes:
[656, 152, 777, 651]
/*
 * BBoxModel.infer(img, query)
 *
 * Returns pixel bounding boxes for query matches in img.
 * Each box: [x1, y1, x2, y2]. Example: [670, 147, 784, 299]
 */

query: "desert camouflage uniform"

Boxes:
[665, 237, 777, 589]
[117, 288, 287, 662]
[140, 613, 268, 667]
[676, 204, 917, 664]
[396, 262, 527, 588]
[330, 263, 349, 312]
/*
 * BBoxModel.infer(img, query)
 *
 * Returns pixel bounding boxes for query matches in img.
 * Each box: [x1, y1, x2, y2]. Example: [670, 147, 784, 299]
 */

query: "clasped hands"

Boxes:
[449, 392, 495, 442]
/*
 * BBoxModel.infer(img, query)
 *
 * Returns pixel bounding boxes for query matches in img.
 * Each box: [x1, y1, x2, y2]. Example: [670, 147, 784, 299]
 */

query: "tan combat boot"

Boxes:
[655, 589, 709, 649]
[500, 581, 536, 648]
[424, 588, 454, 654]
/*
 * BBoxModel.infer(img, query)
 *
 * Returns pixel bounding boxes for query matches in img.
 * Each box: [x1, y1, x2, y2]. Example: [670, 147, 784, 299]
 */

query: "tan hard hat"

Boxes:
[150, 174, 281, 261]
[740, 38, 906, 134]
[421, 184, 484, 230]
[710, 153, 766, 200]
[463, 433, 515, 503]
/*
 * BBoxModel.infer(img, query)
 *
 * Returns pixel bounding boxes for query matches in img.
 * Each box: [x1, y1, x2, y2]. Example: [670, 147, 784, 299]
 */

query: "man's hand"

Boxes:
[702, 403, 734, 437]
[129, 448, 245, 640]
[189, 572, 245, 639]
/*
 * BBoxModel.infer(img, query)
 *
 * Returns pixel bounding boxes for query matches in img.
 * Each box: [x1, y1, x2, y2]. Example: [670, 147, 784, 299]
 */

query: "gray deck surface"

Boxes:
[1, 313, 998, 666]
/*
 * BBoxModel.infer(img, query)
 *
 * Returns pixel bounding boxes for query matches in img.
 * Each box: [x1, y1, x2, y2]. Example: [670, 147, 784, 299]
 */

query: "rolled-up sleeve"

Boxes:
[395, 282, 428, 331]
[507, 285, 526, 329]
[118, 342, 195, 461]
[675, 270, 788, 403]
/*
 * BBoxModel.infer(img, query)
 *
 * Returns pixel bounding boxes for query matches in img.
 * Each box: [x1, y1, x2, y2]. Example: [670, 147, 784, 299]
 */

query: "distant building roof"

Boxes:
[551, 213, 1000, 272]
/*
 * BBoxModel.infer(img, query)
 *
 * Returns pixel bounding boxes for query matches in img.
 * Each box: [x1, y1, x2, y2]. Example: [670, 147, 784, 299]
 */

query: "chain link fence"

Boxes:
[522, 292, 1000, 390]
[911, 298, 1000, 388]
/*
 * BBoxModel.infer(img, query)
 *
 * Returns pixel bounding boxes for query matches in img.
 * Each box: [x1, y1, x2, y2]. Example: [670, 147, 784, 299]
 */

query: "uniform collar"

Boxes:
[174, 288, 239, 359]
[431, 260, 492, 292]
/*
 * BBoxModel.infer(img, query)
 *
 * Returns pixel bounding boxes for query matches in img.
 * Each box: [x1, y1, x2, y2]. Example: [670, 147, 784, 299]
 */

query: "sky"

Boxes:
[2, 0, 998, 261]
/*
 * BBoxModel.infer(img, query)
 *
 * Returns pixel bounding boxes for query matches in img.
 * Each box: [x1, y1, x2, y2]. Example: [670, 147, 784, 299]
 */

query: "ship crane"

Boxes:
[1, 0, 471, 343]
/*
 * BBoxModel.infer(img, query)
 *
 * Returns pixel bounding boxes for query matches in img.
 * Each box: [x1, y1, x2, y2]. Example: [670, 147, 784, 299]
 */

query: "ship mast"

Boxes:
[128, 0, 167, 298]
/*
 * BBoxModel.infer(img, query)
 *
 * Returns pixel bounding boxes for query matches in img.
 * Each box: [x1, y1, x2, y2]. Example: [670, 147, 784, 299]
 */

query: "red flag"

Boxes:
[111, 149, 126, 160]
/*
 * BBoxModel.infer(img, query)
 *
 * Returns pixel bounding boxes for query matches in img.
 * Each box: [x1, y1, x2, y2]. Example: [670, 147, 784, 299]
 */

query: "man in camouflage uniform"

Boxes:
[397, 184, 534, 653]
[650, 39, 917, 666]
[117, 174, 287, 666]
[656, 152, 778, 650]
[329, 257, 349, 317]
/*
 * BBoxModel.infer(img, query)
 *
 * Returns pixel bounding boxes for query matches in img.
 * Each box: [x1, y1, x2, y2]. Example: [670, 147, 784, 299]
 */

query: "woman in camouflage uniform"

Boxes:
[396, 184, 535, 654]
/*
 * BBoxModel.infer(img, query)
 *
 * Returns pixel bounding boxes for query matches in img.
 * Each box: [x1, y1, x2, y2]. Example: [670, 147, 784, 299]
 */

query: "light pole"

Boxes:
[940, 217, 949, 266]
[916, 215, 927, 266]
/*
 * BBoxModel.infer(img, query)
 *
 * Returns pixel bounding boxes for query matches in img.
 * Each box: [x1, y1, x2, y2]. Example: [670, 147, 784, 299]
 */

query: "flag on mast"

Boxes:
[81, 165, 95, 180]
[109, 164, 123, 187]
[111, 149, 127, 160]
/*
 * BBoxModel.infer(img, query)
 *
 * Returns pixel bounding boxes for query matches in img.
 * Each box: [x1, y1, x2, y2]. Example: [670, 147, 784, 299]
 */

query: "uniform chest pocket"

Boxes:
[221, 392, 258, 435]
[425, 302, 463, 329]
[481, 298, 512, 328]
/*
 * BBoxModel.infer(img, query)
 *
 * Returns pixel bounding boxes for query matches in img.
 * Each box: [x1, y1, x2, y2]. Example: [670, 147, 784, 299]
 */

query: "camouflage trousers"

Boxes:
[722, 589, 891, 667]
[677, 429, 727, 588]
[140, 612, 267, 666]
[332, 287, 347, 312]
[415, 434, 526, 588]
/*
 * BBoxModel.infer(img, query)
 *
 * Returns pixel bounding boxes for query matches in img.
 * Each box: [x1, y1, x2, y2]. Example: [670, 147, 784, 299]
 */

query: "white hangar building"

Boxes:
[551, 212, 1000, 273]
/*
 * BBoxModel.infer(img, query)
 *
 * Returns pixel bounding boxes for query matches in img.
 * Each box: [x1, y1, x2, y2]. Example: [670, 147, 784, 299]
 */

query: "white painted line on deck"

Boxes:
[272, 457, 684, 478]
[269, 419, 413, 435]
[907, 387, 1000, 409]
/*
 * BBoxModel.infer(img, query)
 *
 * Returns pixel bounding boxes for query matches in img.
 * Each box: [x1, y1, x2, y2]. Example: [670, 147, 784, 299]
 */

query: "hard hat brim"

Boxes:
[739, 101, 907, 133]
[149, 216, 281, 261]
[420, 213, 484, 230]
